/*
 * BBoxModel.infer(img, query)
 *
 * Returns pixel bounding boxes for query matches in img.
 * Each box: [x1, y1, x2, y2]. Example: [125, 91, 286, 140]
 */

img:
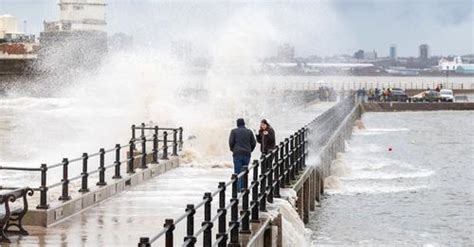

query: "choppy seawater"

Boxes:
[309, 111, 474, 246]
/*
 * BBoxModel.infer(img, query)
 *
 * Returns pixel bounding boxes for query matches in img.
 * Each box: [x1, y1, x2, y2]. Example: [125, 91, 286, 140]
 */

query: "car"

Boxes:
[388, 88, 409, 102]
[440, 89, 454, 102]
[412, 90, 441, 102]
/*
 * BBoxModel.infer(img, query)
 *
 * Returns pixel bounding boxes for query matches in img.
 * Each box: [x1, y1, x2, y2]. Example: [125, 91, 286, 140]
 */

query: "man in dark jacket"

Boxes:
[229, 118, 256, 191]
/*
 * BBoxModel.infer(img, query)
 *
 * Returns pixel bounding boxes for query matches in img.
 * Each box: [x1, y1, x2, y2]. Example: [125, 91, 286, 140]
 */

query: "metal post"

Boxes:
[274, 147, 281, 198]
[137, 237, 151, 247]
[59, 158, 71, 201]
[128, 140, 136, 174]
[113, 144, 122, 179]
[140, 122, 146, 137]
[131, 124, 136, 140]
[284, 138, 290, 186]
[302, 128, 307, 168]
[141, 136, 148, 169]
[279, 143, 285, 189]
[185, 204, 196, 246]
[79, 153, 89, 193]
[229, 174, 240, 247]
[179, 127, 184, 151]
[172, 129, 178, 156]
[259, 157, 267, 212]
[240, 166, 251, 234]
[37, 164, 49, 209]
[97, 148, 107, 186]
[152, 134, 158, 164]
[203, 192, 212, 247]
[267, 153, 274, 203]
[290, 136, 297, 180]
[217, 182, 227, 247]
[250, 160, 259, 222]
[164, 219, 175, 247]
[162, 131, 169, 160]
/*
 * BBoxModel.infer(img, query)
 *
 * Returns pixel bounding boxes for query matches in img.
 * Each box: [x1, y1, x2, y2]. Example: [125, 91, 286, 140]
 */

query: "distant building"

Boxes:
[277, 43, 295, 62]
[364, 50, 377, 60]
[0, 15, 19, 40]
[353, 50, 364, 60]
[439, 56, 474, 74]
[419, 44, 429, 60]
[39, 0, 108, 71]
[389, 45, 397, 60]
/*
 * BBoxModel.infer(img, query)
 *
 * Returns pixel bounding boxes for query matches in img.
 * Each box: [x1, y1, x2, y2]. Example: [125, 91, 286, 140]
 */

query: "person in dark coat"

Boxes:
[229, 118, 256, 191]
[256, 119, 276, 154]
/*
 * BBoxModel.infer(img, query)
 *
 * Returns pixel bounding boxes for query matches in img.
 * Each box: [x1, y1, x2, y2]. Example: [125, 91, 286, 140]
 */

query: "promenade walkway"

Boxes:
[12, 101, 335, 247]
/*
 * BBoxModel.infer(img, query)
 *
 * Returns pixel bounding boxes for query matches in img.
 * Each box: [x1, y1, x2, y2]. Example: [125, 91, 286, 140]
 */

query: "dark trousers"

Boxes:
[233, 155, 250, 191]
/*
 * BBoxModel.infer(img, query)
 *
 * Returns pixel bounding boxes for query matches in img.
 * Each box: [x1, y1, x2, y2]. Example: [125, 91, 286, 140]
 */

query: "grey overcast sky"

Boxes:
[1, 0, 473, 57]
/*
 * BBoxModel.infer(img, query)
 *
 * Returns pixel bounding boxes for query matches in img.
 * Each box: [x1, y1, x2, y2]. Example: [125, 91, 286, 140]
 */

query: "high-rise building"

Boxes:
[389, 45, 397, 60]
[277, 43, 295, 62]
[39, 0, 108, 71]
[419, 44, 429, 60]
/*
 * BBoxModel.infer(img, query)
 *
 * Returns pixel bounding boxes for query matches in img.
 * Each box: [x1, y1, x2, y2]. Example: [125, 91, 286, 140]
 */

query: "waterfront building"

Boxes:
[389, 45, 397, 60]
[419, 44, 429, 60]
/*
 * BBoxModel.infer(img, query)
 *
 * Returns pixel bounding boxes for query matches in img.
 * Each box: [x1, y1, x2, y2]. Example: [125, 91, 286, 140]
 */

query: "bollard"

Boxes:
[152, 134, 159, 164]
[178, 127, 184, 151]
[37, 164, 49, 209]
[229, 174, 240, 247]
[172, 129, 178, 156]
[162, 131, 169, 160]
[137, 237, 151, 247]
[203, 192, 213, 247]
[184, 204, 196, 246]
[164, 219, 175, 247]
[79, 153, 90, 193]
[240, 166, 251, 234]
[128, 140, 136, 174]
[217, 182, 227, 247]
[113, 144, 122, 179]
[59, 158, 71, 201]
[97, 148, 107, 186]
[141, 136, 148, 169]
[250, 160, 260, 223]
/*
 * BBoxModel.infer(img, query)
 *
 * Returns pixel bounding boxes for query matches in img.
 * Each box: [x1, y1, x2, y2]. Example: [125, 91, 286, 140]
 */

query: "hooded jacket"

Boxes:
[256, 126, 276, 154]
[229, 119, 256, 157]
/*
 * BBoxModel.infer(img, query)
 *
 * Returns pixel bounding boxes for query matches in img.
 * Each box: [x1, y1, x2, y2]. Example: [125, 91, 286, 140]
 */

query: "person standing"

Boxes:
[256, 119, 276, 155]
[229, 118, 256, 191]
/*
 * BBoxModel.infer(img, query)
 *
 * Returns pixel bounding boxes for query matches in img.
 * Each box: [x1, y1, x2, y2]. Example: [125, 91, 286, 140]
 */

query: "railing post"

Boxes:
[113, 144, 122, 179]
[250, 160, 260, 223]
[138, 237, 151, 247]
[152, 133, 159, 164]
[290, 136, 297, 180]
[229, 174, 240, 247]
[131, 124, 136, 140]
[162, 131, 169, 160]
[184, 204, 196, 247]
[59, 158, 71, 201]
[302, 128, 307, 168]
[267, 153, 274, 203]
[179, 127, 184, 151]
[284, 138, 290, 186]
[141, 136, 148, 169]
[140, 122, 146, 137]
[172, 129, 178, 156]
[203, 192, 213, 247]
[259, 157, 267, 212]
[273, 147, 281, 198]
[128, 140, 136, 174]
[97, 148, 107, 186]
[240, 166, 251, 234]
[37, 163, 49, 209]
[79, 153, 90, 193]
[279, 142, 285, 189]
[217, 182, 227, 247]
[164, 219, 175, 247]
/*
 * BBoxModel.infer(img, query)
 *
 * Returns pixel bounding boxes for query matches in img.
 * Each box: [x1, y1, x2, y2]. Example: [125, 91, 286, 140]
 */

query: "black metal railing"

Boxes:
[0, 123, 183, 210]
[137, 95, 358, 247]
[137, 126, 308, 247]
